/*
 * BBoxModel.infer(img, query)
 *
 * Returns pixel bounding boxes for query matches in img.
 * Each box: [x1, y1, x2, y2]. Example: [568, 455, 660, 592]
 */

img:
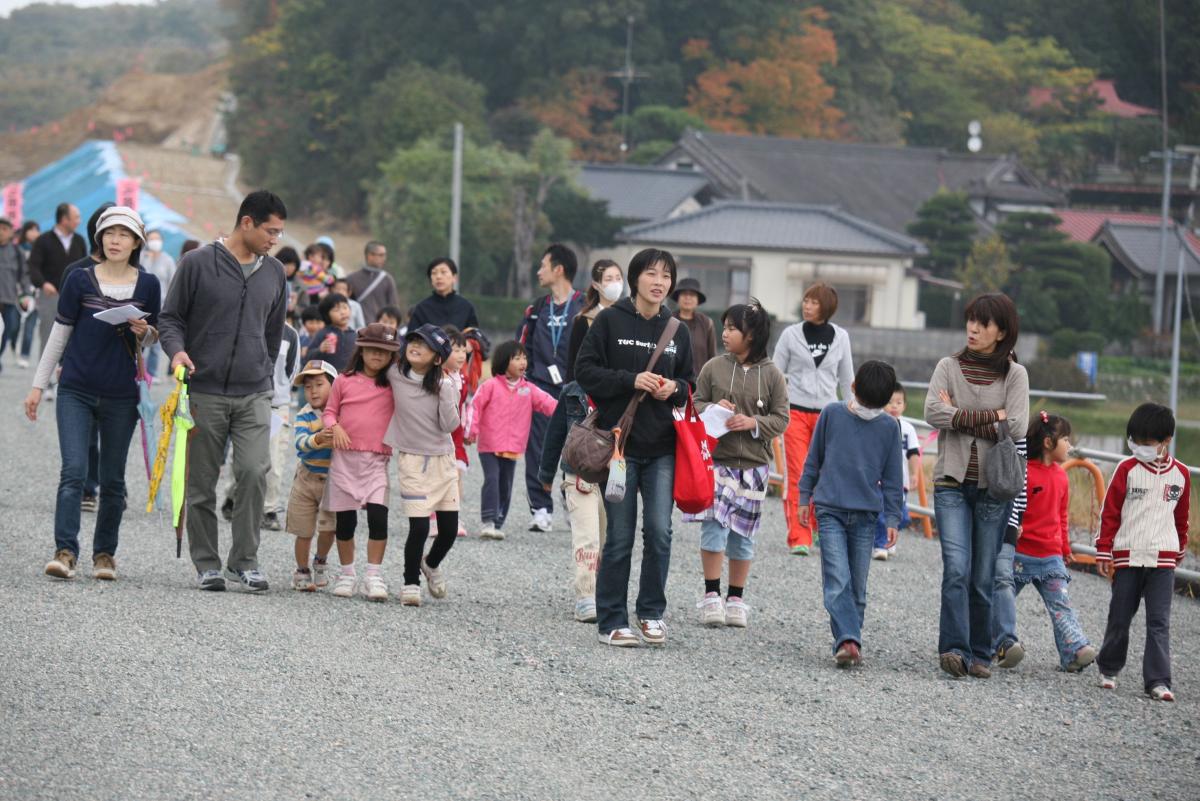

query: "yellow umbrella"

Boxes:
[170, 368, 195, 557]
[146, 366, 184, 514]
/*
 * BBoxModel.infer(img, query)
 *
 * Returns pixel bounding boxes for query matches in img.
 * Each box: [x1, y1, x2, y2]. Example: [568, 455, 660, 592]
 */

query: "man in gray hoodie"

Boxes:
[159, 190, 289, 592]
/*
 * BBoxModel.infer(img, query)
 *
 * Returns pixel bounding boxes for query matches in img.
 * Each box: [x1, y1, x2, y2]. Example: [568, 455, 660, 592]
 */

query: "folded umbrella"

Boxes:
[135, 357, 157, 481]
[170, 367, 195, 558]
[146, 366, 184, 514]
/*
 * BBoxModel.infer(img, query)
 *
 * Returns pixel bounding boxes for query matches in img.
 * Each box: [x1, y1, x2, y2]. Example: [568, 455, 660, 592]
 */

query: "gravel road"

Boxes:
[0, 360, 1196, 801]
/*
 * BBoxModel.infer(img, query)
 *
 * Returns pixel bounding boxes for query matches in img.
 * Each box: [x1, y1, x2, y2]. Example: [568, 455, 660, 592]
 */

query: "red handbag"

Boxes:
[673, 387, 717, 513]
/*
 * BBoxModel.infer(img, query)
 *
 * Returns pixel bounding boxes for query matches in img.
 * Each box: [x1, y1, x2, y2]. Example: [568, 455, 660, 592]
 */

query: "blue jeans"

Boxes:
[596, 454, 675, 633]
[816, 507, 878, 651]
[991, 542, 1019, 654]
[699, 518, 754, 560]
[935, 482, 1010, 665]
[20, 307, 37, 357]
[994, 549, 1090, 668]
[874, 500, 910, 549]
[53, 387, 138, 557]
[0, 303, 19, 359]
[479, 452, 516, 529]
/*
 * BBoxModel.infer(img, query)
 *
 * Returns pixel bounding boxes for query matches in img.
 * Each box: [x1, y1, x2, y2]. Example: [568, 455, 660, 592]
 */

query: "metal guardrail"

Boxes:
[900, 380, 1107, 403]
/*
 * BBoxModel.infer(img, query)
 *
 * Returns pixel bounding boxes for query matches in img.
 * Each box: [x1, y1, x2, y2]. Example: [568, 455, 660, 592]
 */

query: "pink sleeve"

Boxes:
[532, 384, 558, 416]
[469, 380, 492, 438]
[322, 379, 344, 429]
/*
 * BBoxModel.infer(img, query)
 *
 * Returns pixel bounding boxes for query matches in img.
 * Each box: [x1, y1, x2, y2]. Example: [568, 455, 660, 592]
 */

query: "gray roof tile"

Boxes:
[1096, 221, 1200, 277]
[576, 164, 710, 222]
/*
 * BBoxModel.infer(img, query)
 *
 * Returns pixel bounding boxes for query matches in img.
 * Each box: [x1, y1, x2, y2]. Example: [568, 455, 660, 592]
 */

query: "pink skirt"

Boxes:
[322, 449, 391, 511]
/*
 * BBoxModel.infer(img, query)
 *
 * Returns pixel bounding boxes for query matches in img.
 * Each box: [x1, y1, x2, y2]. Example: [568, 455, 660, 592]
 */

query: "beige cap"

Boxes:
[93, 205, 146, 248]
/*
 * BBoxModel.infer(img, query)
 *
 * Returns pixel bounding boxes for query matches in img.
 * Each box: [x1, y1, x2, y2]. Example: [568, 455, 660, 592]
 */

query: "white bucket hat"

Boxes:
[93, 205, 146, 247]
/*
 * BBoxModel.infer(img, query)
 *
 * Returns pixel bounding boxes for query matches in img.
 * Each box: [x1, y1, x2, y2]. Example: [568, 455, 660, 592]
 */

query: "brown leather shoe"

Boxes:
[93, 553, 117, 581]
[968, 662, 992, 679]
[45, 549, 77, 579]
[939, 652, 967, 678]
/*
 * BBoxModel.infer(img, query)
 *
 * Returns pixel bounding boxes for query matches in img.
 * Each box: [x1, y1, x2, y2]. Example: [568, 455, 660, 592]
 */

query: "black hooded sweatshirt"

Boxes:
[574, 297, 695, 459]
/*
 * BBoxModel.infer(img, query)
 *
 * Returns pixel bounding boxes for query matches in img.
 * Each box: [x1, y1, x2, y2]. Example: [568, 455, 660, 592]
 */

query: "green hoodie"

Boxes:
[694, 353, 790, 469]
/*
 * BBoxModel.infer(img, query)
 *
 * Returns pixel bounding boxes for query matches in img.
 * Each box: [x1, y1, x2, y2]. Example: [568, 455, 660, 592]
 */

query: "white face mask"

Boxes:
[849, 400, 885, 421]
[1127, 438, 1164, 463]
[599, 280, 623, 302]
[147, 239, 163, 253]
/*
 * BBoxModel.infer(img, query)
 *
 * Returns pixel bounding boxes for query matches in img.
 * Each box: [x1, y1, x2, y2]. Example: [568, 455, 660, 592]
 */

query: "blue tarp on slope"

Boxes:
[19, 140, 193, 258]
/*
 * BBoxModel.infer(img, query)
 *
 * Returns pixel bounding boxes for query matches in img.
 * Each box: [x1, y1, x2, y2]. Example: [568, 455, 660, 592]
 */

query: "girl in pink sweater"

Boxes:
[321, 323, 400, 602]
[467, 340, 557, 539]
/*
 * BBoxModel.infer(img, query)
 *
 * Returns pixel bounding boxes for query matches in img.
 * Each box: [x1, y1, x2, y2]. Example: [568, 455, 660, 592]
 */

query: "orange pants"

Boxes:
[784, 409, 821, 547]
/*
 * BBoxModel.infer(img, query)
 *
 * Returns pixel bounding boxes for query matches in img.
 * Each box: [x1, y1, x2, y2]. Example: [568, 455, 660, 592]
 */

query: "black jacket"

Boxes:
[28, 229, 87, 290]
[407, 290, 478, 331]
[574, 298, 695, 459]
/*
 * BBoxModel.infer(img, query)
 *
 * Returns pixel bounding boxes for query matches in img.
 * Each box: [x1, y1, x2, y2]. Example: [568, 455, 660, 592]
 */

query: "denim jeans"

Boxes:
[0, 303, 19, 359]
[700, 518, 754, 560]
[935, 482, 1010, 665]
[874, 500, 910, 549]
[596, 453, 675, 633]
[479, 452, 517, 529]
[816, 507, 878, 651]
[991, 542, 1019, 654]
[20, 306, 37, 357]
[1010, 553, 1090, 668]
[53, 387, 138, 557]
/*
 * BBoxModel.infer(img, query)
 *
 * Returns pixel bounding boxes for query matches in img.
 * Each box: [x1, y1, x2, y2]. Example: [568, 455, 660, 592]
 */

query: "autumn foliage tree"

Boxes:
[683, 9, 842, 138]
[523, 69, 620, 160]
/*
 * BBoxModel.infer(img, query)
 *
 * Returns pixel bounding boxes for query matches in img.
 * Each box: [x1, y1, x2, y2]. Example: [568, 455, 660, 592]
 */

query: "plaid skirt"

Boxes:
[682, 464, 770, 541]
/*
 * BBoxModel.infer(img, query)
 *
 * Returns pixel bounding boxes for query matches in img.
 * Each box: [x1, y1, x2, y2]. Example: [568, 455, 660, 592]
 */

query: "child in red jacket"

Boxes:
[1095, 403, 1190, 701]
[466, 340, 557, 540]
[991, 412, 1096, 672]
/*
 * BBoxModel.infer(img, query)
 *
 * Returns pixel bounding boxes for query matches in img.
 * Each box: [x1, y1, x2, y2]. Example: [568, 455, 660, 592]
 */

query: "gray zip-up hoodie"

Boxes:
[772, 321, 854, 410]
[158, 240, 287, 396]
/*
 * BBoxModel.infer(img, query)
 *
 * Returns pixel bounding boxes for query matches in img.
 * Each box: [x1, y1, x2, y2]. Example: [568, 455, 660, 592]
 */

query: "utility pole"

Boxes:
[1153, 0, 1170, 334]
[450, 122, 463, 266]
[608, 15, 648, 160]
[1168, 145, 1199, 454]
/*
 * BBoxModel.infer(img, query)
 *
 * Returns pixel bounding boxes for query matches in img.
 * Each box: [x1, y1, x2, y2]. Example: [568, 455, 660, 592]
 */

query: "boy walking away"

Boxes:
[873, 382, 921, 560]
[287, 360, 339, 590]
[798, 361, 904, 668]
[1095, 403, 1190, 701]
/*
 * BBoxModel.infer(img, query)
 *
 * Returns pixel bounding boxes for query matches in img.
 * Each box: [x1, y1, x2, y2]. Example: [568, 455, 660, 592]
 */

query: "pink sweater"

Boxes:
[321, 372, 395, 455]
[470, 375, 557, 454]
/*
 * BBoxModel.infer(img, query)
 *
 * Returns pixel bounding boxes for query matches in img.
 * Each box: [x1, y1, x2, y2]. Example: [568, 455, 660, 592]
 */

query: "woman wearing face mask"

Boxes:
[924, 293, 1029, 680]
[140, 230, 176, 377]
[565, 259, 624, 380]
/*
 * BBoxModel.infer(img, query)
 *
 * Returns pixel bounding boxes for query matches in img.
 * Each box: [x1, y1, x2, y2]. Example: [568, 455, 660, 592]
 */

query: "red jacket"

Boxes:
[1095, 456, 1190, 569]
[1017, 461, 1071, 560]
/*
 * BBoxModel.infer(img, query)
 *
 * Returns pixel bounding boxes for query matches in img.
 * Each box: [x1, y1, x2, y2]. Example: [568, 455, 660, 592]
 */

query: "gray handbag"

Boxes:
[984, 419, 1026, 501]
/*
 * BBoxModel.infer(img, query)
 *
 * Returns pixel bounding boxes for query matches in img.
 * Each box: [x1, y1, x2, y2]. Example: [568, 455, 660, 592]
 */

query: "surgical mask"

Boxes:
[147, 239, 163, 253]
[849, 400, 884, 421]
[1127, 438, 1163, 463]
[600, 280, 623, 302]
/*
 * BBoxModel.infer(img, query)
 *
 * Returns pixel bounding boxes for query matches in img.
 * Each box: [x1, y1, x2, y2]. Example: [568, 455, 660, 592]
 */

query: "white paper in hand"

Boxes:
[93, 304, 150, 326]
[699, 404, 735, 438]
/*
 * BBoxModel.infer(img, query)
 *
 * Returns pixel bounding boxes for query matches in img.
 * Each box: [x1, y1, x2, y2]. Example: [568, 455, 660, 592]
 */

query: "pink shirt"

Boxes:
[470, 375, 557, 454]
[322, 371, 395, 455]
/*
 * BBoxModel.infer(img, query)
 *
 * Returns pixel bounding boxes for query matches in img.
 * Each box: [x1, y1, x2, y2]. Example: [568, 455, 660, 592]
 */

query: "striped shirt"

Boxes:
[1096, 456, 1191, 568]
[953, 350, 1003, 482]
[294, 405, 331, 474]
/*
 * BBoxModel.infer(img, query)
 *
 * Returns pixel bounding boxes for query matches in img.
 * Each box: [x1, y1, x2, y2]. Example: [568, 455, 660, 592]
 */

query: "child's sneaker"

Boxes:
[92, 553, 116, 581]
[480, 522, 504, 540]
[725, 597, 749, 628]
[697, 592, 725, 627]
[887, 544, 897, 557]
[45, 549, 77, 579]
[637, 618, 667, 645]
[292, 568, 315, 592]
[1098, 674, 1117, 690]
[789, 544, 810, 556]
[996, 640, 1025, 669]
[574, 597, 597, 622]
[1148, 684, 1175, 702]
[332, 571, 357, 598]
[1065, 645, 1097, 673]
[400, 584, 422, 606]
[420, 559, 447, 599]
[598, 627, 640, 647]
[311, 559, 329, 589]
[871, 547, 889, 561]
[835, 641, 861, 667]
[363, 571, 389, 602]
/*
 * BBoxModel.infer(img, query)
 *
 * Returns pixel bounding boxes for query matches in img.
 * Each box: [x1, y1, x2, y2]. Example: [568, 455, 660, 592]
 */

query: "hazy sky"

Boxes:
[0, 0, 156, 16]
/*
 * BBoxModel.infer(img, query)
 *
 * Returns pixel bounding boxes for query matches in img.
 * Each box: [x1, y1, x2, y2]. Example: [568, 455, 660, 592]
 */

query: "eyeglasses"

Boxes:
[259, 226, 285, 238]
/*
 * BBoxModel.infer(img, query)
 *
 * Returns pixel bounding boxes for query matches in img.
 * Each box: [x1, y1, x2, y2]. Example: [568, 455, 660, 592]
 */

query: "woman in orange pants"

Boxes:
[773, 283, 855, 555]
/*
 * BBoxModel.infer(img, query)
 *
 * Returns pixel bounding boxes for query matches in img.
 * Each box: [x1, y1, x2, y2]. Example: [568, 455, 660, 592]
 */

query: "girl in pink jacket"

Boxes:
[466, 340, 557, 539]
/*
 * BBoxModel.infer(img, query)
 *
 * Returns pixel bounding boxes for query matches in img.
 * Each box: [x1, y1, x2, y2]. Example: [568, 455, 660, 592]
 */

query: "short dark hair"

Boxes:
[491, 340, 527, 377]
[441, 325, 468, 348]
[299, 305, 322, 323]
[275, 246, 301, 269]
[721, 298, 770, 364]
[543, 243, 578, 281]
[426, 257, 458, 278]
[364, 240, 385, 257]
[235, 190, 287, 227]
[180, 239, 200, 258]
[1027, 411, 1073, 460]
[55, 202, 71, 223]
[627, 248, 677, 300]
[376, 305, 404, 323]
[892, 382, 906, 399]
[853, 360, 897, 409]
[331, 277, 351, 293]
[1126, 402, 1175, 442]
[304, 242, 334, 264]
[318, 292, 349, 325]
[962, 293, 1020, 374]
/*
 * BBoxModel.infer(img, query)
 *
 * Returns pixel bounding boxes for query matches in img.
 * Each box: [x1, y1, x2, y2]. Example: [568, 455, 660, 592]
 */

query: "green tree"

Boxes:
[907, 192, 976, 278]
[958, 235, 1014, 296]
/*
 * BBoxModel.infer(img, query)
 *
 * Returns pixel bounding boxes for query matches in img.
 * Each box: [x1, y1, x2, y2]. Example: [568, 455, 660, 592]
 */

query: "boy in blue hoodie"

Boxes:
[799, 360, 904, 667]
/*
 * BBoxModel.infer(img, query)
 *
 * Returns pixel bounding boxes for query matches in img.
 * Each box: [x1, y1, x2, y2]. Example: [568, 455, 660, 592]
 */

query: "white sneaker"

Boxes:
[363, 571, 389, 602]
[697, 592, 725, 627]
[480, 522, 505, 540]
[530, 508, 553, 532]
[637, 618, 667, 645]
[17, 358, 29, 369]
[725, 597, 749, 628]
[872, 548, 889, 561]
[574, 597, 597, 622]
[400, 583, 422, 606]
[332, 570, 357, 598]
[291, 568, 315, 592]
[421, 559, 447, 598]
[598, 627, 640, 647]
[311, 560, 329, 589]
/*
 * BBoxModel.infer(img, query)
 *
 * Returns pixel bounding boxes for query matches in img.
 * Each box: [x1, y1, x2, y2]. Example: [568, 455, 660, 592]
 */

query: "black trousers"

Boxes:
[1097, 567, 1173, 690]
[524, 378, 562, 514]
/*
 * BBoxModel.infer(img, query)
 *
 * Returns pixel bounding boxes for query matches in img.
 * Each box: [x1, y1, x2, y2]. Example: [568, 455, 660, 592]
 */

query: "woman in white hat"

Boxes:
[24, 206, 163, 582]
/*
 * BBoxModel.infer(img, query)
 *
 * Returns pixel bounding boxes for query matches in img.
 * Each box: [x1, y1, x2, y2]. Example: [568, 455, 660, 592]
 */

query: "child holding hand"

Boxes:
[287, 360, 339, 591]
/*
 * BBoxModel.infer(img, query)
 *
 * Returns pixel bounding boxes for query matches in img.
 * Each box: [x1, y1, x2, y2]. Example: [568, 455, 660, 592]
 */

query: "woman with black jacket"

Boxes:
[575, 248, 695, 647]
